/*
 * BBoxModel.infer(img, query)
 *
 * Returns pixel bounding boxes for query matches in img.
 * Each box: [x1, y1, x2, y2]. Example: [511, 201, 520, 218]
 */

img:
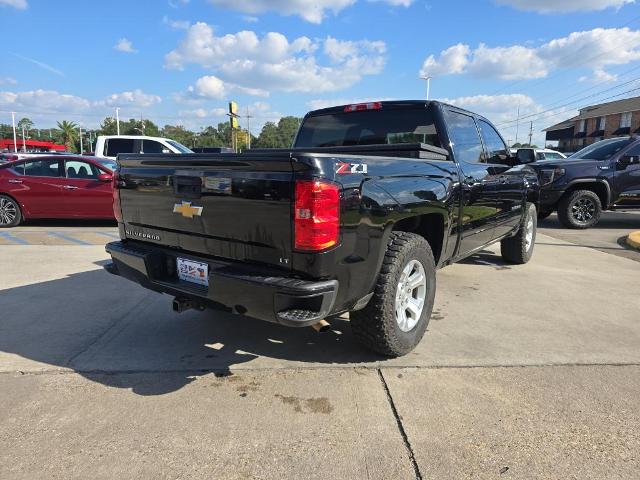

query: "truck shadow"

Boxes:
[0, 267, 383, 396]
[458, 250, 512, 270]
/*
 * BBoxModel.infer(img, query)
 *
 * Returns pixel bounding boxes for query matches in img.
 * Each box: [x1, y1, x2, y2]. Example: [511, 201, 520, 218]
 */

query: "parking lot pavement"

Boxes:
[539, 210, 640, 263]
[1, 231, 639, 478]
[0, 222, 118, 246]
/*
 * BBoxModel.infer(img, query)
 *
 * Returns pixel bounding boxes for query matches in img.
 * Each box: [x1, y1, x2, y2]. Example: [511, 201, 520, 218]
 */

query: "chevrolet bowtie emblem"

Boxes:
[173, 201, 203, 219]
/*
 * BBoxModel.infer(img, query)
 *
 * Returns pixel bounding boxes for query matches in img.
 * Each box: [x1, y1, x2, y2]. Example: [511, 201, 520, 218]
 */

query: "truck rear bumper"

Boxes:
[104, 241, 338, 327]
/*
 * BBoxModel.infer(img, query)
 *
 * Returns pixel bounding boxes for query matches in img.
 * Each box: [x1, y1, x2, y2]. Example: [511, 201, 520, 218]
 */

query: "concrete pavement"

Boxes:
[1, 228, 640, 478]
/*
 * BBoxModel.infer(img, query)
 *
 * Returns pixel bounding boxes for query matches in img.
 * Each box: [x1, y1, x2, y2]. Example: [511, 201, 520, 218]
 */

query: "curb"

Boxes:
[627, 231, 640, 250]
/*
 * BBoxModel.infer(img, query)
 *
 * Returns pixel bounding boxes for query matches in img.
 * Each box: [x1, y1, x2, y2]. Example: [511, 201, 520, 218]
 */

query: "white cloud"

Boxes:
[178, 107, 227, 119]
[165, 23, 386, 94]
[0, 89, 91, 114]
[114, 38, 137, 53]
[579, 68, 618, 83]
[0, 77, 17, 85]
[208, 0, 355, 23]
[98, 89, 162, 108]
[496, 0, 634, 13]
[0, 0, 27, 9]
[370, 0, 413, 6]
[420, 27, 640, 81]
[242, 15, 259, 22]
[162, 15, 190, 30]
[194, 76, 226, 99]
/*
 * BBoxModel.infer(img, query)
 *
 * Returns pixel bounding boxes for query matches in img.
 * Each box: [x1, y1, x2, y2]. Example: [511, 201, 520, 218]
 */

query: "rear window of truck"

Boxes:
[295, 109, 442, 149]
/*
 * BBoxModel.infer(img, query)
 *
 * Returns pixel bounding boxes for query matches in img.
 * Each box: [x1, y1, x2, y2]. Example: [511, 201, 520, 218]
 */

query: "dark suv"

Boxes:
[531, 136, 640, 228]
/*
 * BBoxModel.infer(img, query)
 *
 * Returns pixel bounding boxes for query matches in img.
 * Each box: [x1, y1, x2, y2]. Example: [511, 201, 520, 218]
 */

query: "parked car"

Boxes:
[510, 148, 567, 163]
[104, 100, 539, 357]
[0, 155, 115, 227]
[531, 136, 640, 227]
[94, 135, 193, 160]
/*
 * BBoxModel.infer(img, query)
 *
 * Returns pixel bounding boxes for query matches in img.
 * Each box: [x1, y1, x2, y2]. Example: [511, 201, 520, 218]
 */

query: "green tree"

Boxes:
[99, 117, 119, 135]
[253, 117, 301, 148]
[57, 120, 78, 152]
[17, 117, 34, 135]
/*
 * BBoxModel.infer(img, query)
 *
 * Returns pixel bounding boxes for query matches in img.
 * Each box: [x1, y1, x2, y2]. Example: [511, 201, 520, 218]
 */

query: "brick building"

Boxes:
[544, 96, 640, 153]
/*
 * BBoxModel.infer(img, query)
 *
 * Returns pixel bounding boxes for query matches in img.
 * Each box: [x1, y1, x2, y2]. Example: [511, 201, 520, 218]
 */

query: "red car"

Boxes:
[0, 155, 115, 227]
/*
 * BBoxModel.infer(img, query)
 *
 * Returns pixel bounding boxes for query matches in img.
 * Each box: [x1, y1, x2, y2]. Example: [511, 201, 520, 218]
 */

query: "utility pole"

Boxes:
[115, 107, 121, 135]
[140, 113, 145, 136]
[21, 125, 26, 152]
[79, 125, 84, 154]
[528, 121, 533, 147]
[420, 75, 432, 100]
[11, 112, 17, 153]
[515, 104, 520, 145]
[245, 106, 253, 149]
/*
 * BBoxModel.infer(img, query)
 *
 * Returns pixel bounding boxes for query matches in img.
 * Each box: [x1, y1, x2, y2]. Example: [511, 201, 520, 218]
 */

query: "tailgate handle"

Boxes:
[174, 175, 202, 199]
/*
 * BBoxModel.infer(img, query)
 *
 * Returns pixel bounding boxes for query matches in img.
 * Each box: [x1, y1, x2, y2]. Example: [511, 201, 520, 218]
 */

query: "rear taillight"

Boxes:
[294, 180, 340, 251]
[112, 172, 122, 223]
[344, 102, 382, 112]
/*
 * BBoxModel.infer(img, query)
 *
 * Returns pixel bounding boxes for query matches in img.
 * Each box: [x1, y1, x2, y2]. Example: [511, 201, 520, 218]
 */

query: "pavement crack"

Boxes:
[378, 368, 422, 480]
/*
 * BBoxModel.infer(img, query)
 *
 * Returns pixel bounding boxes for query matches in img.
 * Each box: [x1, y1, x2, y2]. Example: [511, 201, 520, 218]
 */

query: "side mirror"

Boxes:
[97, 172, 113, 182]
[516, 148, 536, 164]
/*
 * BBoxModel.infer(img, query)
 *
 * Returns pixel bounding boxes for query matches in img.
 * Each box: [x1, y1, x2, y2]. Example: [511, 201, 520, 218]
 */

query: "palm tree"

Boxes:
[57, 120, 78, 152]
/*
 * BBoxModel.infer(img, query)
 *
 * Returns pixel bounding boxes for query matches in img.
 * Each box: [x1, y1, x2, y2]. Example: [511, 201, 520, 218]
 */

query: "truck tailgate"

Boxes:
[116, 154, 294, 270]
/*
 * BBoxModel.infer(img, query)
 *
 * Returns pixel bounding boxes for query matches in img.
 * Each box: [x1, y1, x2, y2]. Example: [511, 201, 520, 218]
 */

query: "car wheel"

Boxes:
[350, 232, 436, 357]
[0, 195, 22, 228]
[501, 203, 537, 264]
[557, 190, 601, 229]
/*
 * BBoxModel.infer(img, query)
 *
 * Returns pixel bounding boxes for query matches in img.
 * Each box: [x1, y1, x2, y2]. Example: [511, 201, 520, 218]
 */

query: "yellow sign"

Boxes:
[173, 201, 203, 219]
[229, 101, 238, 115]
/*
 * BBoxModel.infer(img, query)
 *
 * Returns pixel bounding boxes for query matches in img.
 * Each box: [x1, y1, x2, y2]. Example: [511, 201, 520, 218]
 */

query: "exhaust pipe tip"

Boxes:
[311, 319, 331, 333]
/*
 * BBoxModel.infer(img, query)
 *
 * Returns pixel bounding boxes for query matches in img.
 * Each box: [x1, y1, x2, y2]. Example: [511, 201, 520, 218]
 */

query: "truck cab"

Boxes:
[94, 135, 193, 160]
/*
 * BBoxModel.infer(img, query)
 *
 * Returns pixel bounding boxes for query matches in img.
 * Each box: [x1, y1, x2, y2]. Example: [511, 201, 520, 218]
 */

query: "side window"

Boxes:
[627, 144, 640, 156]
[142, 140, 165, 154]
[444, 110, 483, 164]
[65, 160, 100, 179]
[536, 152, 546, 160]
[478, 120, 509, 164]
[105, 138, 135, 157]
[22, 159, 62, 177]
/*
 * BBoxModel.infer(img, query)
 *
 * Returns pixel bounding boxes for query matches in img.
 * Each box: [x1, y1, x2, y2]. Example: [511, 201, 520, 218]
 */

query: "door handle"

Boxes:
[63, 185, 79, 190]
[8, 179, 23, 184]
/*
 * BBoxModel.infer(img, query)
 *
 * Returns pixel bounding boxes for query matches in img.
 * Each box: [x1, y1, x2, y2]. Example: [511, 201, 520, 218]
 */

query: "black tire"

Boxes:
[557, 190, 602, 229]
[0, 195, 22, 228]
[501, 202, 537, 264]
[537, 210, 552, 221]
[350, 232, 436, 357]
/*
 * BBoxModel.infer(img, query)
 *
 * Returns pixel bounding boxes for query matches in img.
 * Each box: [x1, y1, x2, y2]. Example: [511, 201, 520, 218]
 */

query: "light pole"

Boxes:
[115, 107, 121, 135]
[79, 125, 84, 154]
[420, 75, 432, 100]
[21, 125, 26, 152]
[11, 112, 17, 153]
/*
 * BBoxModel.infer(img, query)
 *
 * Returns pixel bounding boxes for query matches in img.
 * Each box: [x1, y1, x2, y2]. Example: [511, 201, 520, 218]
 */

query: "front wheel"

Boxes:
[557, 190, 602, 229]
[350, 232, 436, 357]
[0, 195, 22, 228]
[501, 203, 536, 264]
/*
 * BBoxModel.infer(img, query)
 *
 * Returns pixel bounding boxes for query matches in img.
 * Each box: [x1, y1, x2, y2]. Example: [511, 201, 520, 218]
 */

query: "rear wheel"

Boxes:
[0, 195, 21, 228]
[501, 202, 536, 264]
[350, 232, 436, 357]
[557, 190, 601, 229]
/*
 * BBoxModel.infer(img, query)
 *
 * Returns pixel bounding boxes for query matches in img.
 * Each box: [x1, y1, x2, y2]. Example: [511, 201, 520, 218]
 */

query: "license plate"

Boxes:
[177, 257, 209, 287]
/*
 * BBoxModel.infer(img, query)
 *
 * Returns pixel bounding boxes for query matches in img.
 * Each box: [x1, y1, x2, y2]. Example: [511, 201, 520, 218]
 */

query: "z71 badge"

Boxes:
[336, 162, 368, 174]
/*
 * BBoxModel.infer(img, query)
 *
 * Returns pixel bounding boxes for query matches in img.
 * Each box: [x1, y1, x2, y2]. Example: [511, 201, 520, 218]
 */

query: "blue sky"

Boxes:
[1, 0, 639, 145]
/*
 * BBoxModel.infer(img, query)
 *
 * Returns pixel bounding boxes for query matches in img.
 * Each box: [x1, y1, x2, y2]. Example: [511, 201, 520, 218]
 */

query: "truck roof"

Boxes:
[305, 100, 482, 120]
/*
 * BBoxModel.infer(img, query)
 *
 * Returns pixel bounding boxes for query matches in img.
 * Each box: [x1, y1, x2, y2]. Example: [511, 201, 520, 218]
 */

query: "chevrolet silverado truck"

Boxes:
[530, 136, 640, 228]
[104, 101, 539, 357]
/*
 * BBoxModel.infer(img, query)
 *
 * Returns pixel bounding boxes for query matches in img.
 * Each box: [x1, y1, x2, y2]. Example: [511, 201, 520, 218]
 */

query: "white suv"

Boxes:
[94, 135, 193, 160]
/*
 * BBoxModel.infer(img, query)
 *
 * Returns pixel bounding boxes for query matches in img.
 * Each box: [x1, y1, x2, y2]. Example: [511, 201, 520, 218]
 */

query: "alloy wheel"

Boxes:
[0, 197, 17, 226]
[394, 259, 427, 332]
[571, 197, 596, 224]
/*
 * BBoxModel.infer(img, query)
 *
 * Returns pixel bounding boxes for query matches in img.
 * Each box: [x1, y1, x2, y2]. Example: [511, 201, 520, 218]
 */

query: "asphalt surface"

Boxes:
[1, 212, 640, 479]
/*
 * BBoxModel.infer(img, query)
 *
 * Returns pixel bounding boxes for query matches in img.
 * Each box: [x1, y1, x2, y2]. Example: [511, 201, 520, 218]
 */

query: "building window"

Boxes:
[597, 116, 606, 131]
[620, 112, 632, 129]
[578, 119, 586, 132]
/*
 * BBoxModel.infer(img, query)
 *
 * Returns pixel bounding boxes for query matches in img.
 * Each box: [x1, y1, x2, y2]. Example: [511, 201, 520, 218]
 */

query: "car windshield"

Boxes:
[166, 140, 193, 154]
[96, 159, 117, 171]
[569, 138, 633, 160]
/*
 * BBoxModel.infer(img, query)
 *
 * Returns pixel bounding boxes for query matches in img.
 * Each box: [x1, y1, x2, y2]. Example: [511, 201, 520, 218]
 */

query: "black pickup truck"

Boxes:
[105, 101, 539, 356]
